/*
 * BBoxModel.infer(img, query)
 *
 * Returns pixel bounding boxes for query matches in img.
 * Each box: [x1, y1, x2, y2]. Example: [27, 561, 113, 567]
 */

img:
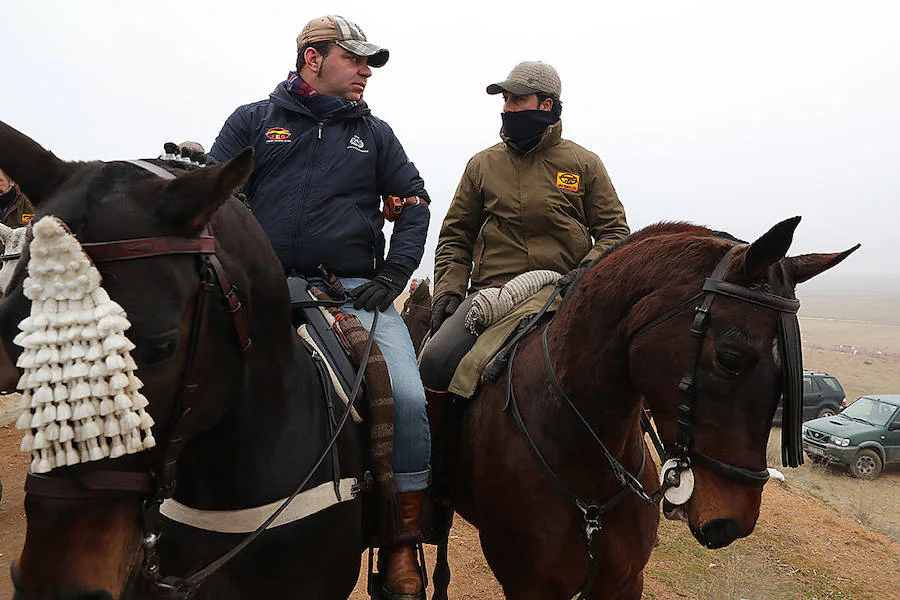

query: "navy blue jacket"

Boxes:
[210, 84, 430, 280]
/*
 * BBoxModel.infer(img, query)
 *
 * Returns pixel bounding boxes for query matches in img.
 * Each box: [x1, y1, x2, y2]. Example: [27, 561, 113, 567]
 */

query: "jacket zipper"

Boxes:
[291, 121, 324, 271]
[473, 215, 493, 281]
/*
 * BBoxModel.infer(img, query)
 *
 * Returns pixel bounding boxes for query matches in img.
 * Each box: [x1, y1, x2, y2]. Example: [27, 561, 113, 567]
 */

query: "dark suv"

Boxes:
[773, 370, 846, 424]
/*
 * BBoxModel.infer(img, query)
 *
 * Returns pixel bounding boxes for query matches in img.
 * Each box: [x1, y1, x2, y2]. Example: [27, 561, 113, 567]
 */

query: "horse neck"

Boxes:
[543, 260, 649, 434]
[173, 231, 331, 507]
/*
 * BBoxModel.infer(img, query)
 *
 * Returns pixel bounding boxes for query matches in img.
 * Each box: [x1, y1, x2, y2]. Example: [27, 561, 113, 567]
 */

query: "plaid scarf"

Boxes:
[284, 71, 363, 120]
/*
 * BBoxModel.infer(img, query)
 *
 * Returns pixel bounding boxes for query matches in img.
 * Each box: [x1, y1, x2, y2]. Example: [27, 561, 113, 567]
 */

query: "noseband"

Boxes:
[633, 245, 803, 496]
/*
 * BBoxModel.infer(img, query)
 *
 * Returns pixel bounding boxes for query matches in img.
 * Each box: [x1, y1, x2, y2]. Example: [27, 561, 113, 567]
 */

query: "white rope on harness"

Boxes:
[159, 477, 359, 533]
[296, 325, 363, 424]
[14, 216, 156, 474]
[464, 270, 562, 334]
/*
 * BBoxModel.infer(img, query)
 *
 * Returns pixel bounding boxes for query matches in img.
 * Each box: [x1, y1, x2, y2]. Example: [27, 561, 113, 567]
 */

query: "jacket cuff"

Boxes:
[379, 263, 412, 286]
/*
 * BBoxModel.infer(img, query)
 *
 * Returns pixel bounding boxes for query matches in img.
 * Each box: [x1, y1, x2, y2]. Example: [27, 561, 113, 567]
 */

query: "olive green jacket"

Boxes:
[1, 187, 35, 229]
[434, 121, 629, 300]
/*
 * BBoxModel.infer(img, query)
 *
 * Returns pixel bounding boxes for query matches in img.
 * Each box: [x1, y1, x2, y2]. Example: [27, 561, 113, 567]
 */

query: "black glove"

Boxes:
[430, 293, 461, 334]
[557, 267, 584, 296]
[349, 268, 407, 312]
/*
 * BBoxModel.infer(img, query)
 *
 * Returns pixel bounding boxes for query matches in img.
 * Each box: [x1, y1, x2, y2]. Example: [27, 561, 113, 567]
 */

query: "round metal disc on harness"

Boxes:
[660, 458, 695, 505]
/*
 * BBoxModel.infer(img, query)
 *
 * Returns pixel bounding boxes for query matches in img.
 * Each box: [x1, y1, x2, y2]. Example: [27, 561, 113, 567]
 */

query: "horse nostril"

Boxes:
[697, 518, 742, 549]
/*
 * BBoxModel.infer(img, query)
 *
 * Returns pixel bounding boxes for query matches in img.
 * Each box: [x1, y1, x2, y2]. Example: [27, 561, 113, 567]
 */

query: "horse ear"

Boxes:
[782, 244, 861, 285]
[0, 121, 75, 206]
[737, 216, 802, 278]
[156, 148, 254, 232]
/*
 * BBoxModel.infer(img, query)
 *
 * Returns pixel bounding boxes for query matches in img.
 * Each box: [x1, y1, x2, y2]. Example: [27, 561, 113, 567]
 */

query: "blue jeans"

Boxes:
[310, 277, 431, 492]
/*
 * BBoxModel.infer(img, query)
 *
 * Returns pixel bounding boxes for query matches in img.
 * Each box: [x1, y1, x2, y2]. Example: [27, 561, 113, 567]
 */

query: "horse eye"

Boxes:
[715, 350, 744, 376]
[132, 337, 179, 367]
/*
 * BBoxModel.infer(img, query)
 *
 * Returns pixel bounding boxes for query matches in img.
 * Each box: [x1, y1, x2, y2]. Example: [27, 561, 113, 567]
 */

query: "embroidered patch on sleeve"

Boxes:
[556, 172, 580, 192]
[21, 213, 34, 224]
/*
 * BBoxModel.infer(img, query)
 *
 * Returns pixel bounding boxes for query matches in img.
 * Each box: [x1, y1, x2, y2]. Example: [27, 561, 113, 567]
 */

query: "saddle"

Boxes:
[287, 275, 362, 413]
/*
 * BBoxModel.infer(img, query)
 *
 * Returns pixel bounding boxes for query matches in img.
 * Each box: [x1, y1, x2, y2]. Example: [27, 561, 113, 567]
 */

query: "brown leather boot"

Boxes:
[381, 490, 425, 600]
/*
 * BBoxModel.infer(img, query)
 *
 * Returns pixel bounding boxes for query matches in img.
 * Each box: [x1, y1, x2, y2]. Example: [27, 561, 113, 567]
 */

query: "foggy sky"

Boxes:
[2, 0, 897, 283]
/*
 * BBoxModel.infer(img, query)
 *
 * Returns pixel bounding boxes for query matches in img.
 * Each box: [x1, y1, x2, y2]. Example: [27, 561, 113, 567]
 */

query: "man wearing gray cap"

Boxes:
[421, 61, 629, 392]
[210, 15, 430, 599]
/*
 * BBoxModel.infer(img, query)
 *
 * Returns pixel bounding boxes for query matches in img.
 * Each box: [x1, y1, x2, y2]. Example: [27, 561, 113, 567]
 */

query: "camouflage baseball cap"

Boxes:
[486, 61, 561, 97]
[296, 15, 389, 68]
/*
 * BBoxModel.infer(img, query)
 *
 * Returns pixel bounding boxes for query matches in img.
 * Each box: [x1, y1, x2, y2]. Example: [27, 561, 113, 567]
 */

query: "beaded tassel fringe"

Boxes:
[14, 216, 156, 474]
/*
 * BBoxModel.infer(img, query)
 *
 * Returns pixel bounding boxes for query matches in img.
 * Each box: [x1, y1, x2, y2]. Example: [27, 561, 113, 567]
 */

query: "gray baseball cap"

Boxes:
[487, 61, 562, 97]
[296, 15, 389, 68]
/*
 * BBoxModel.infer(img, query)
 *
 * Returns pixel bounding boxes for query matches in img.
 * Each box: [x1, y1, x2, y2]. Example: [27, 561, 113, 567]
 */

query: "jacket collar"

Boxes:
[268, 83, 372, 120]
[501, 119, 563, 155]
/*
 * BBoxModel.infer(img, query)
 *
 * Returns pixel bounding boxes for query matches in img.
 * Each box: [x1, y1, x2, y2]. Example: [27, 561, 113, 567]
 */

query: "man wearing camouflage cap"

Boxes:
[421, 61, 629, 392]
[210, 15, 430, 599]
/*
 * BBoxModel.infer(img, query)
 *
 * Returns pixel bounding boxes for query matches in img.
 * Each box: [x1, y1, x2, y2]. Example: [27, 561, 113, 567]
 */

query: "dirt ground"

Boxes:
[0, 283, 897, 598]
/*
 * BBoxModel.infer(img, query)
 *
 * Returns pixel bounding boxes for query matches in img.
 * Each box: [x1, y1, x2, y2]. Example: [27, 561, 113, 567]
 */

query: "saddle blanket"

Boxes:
[449, 284, 562, 399]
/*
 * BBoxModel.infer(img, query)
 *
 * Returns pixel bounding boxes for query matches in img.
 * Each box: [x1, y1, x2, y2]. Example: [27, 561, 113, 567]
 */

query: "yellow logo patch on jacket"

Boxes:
[556, 172, 580, 192]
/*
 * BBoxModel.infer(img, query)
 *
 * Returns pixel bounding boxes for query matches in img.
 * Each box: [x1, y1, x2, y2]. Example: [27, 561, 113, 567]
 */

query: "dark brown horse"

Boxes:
[400, 278, 431, 354]
[0, 122, 369, 599]
[431, 221, 856, 599]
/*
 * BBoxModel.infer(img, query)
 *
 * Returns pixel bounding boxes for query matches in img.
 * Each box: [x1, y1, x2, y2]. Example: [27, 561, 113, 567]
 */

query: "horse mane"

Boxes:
[560, 222, 717, 307]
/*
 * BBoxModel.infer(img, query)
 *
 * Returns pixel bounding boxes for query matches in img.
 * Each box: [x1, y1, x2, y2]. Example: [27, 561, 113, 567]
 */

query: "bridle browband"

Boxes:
[17, 159, 374, 598]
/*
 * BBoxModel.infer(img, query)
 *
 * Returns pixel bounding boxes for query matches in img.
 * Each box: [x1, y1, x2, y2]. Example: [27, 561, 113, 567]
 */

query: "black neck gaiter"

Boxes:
[501, 110, 558, 152]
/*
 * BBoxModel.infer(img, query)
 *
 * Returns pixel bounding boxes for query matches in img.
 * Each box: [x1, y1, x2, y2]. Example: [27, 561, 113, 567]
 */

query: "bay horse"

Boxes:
[431, 220, 856, 599]
[0, 121, 370, 599]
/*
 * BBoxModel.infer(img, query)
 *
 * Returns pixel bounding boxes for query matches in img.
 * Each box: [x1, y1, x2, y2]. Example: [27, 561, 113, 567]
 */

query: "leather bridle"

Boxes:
[632, 245, 804, 496]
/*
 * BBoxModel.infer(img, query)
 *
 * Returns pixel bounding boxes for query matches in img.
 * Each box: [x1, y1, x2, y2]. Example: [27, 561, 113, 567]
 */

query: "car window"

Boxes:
[820, 377, 843, 393]
[803, 377, 814, 394]
[843, 398, 897, 427]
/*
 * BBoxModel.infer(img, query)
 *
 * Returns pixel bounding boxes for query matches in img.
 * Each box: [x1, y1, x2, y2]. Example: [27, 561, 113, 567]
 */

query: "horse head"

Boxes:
[610, 218, 857, 548]
[0, 120, 262, 599]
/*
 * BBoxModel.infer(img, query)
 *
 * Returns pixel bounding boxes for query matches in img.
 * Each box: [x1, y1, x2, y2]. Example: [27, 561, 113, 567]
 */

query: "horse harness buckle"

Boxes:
[578, 502, 603, 543]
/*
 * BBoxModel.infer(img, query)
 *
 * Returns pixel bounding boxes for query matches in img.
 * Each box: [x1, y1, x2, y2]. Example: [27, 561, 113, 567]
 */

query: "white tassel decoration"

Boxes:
[59, 423, 74, 444]
[53, 384, 69, 402]
[109, 435, 126, 459]
[64, 441, 79, 466]
[16, 408, 33, 430]
[14, 216, 158, 473]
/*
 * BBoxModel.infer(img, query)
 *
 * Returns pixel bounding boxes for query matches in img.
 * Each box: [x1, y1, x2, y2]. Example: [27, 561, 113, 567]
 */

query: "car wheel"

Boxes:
[816, 406, 837, 419]
[849, 449, 882, 480]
